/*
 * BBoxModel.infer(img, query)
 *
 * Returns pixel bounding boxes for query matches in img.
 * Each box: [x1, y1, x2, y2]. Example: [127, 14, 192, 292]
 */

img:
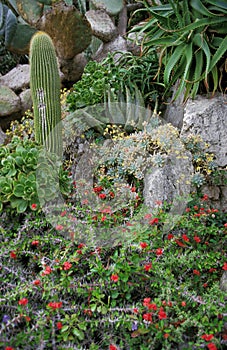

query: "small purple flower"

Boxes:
[132, 321, 138, 331]
[2, 315, 10, 323]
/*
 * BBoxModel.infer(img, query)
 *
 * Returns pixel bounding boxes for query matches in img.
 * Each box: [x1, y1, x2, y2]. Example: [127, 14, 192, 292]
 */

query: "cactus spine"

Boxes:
[30, 31, 62, 157]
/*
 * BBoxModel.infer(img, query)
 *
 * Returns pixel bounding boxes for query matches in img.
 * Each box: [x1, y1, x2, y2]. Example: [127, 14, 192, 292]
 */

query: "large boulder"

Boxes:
[85, 10, 117, 42]
[93, 35, 127, 61]
[143, 151, 193, 218]
[0, 65, 30, 92]
[19, 89, 33, 114]
[0, 85, 21, 117]
[181, 94, 227, 167]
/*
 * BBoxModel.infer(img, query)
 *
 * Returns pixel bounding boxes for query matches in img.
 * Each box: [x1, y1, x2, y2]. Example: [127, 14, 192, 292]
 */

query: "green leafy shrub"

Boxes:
[66, 52, 162, 112]
[131, 0, 227, 100]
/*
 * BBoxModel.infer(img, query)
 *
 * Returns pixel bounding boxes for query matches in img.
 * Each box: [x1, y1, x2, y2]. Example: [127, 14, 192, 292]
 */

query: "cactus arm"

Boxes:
[30, 31, 62, 157]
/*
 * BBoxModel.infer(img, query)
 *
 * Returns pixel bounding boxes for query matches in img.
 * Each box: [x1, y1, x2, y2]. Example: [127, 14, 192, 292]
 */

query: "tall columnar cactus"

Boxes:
[30, 31, 62, 157]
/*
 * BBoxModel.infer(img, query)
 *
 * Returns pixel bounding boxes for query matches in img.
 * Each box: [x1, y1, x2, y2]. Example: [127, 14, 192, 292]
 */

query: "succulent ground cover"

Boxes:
[1, 162, 227, 349]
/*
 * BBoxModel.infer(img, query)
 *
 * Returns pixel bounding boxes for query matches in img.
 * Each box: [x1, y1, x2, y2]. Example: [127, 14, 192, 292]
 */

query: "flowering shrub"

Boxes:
[0, 193, 226, 349]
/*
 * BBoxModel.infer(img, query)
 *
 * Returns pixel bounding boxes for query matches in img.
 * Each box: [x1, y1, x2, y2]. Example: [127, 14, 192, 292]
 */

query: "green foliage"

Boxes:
[0, 136, 71, 213]
[0, 192, 226, 348]
[30, 31, 62, 157]
[66, 52, 162, 111]
[132, 0, 227, 100]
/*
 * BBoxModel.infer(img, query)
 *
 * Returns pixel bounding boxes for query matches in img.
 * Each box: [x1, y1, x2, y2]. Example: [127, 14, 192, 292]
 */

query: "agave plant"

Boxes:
[131, 0, 227, 100]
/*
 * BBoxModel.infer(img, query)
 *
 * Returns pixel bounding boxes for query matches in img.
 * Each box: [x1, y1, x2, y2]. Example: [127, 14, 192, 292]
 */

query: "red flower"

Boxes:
[99, 193, 106, 199]
[158, 307, 167, 320]
[167, 233, 174, 240]
[31, 203, 37, 210]
[47, 302, 62, 310]
[194, 206, 199, 211]
[207, 343, 217, 350]
[42, 266, 52, 275]
[193, 269, 200, 276]
[149, 217, 159, 225]
[144, 213, 152, 220]
[5, 347, 14, 350]
[10, 251, 17, 259]
[182, 234, 189, 242]
[202, 194, 209, 201]
[201, 334, 214, 341]
[101, 216, 107, 222]
[131, 186, 136, 192]
[110, 274, 119, 282]
[224, 223, 227, 228]
[33, 279, 41, 286]
[133, 308, 139, 313]
[144, 263, 152, 271]
[60, 210, 67, 217]
[18, 298, 28, 306]
[31, 240, 39, 246]
[143, 298, 151, 307]
[164, 333, 169, 338]
[109, 191, 115, 198]
[185, 207, 191, 212]
[203, 283, 208, 288]
[143, 313, 152, 322]
[148, 303, 157, 311]
[181, 301, 186, 307]
[62, 262, 72, 271]
[78, 243, 85, 249]
[175, 240, 186, 247]
[194, 236, 201, 243]
[57, 322, 63, 330]
[156, 248, 163, 256]
[55, 224, 64, 231]
[209, 268, 217, 273]
[140, 242, 148, 249]
[93, 186, 103, 193]
[222, 262, 227, 270]
[109, 345, 117, 350]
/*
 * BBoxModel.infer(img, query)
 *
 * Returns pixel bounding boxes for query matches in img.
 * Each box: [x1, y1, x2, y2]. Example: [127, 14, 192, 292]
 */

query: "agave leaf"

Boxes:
[174, 42, 193, 101]
[148, 9, 175, 30]
[166, 17, 227, 34]
[190, 0, 219, 17]
[107, 88, 125, 125]
[4, 8, 17, 47]
[190, 49, 203, 99]
[134, 85, 145, 130]
[206, 0, 227, 10]
[210, 65, 218, 96]
[145, 34, 184, 47]
[193, 33, 210, 81]
[164, 43, 186, 86]
[209, 36, 227, 72]
[0, 2, 4, 29]
[169, 0, 183, 27]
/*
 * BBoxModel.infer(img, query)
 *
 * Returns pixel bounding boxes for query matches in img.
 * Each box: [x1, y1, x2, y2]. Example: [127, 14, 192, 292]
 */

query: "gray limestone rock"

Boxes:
[143, 150, 193, 229]
[0, 85, 21, 117]
[86, 10, 117, 43]
[0, 65, 30, 92]
[181, 94, 227, 167]
[19, 89, 33, 114]
[93, 35, 127, 62]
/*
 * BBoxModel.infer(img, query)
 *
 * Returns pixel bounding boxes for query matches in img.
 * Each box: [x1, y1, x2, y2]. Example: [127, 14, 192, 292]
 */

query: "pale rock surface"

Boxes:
[85, 10, 117, 42]
[0, 65, 30, 91]
[19, 89, 33, 114]
[181, 94, 227, 167]
[0, 85, 21, 117]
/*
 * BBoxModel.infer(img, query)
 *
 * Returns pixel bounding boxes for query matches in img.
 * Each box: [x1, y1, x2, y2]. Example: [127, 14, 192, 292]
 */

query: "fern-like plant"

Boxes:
[131, 0, 227, 100]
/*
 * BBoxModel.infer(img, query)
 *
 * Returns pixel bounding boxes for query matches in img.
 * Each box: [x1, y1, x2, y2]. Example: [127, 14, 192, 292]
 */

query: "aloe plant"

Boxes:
[132, 0, 227, 100]
[30, 31, 62, 156]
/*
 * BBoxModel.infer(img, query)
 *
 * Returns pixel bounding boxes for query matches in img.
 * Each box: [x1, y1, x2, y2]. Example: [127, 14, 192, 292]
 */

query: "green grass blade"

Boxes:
[190, 49, 204, 98]
[191, 0, 219, 17]
[193, 33, 211, 81]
